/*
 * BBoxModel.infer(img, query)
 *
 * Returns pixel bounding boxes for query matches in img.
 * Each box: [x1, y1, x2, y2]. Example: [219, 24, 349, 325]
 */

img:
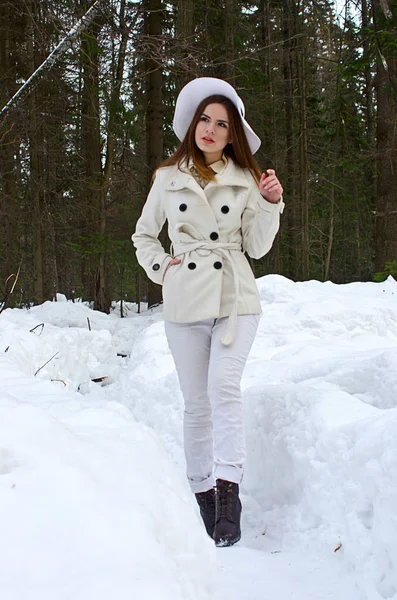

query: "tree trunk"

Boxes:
[324, 165, 335, 280]
[80, 1, 107, 310]
[224, 0, 235, 83]
[259, 0, 281, 273]
[145, 0, 165, 307]
[206, 0, 230, 79]
[176, 0, 195, 90]
[374, 0, 397, 271]
[283, 0, 298, 279]
[297, 36, 309, 279]
[100, 0, 129, 310]
[0, 0, 17, 282]
[27, 0, 44, 304]
[362, 0, 375, 145]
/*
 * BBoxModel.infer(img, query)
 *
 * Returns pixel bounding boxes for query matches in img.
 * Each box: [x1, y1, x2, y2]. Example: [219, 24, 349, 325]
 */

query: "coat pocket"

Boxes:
[162, 259, 181, 295]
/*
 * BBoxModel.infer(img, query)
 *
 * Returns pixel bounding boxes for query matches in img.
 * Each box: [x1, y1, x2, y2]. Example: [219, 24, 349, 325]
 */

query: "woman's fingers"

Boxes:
[163, 257, 181, 281]
[265, 180, 282, 192]
[260, 169, 283, 202]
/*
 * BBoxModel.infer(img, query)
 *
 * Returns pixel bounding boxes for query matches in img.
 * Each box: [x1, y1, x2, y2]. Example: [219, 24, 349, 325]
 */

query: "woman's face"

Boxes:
[194, 103, 231, 165]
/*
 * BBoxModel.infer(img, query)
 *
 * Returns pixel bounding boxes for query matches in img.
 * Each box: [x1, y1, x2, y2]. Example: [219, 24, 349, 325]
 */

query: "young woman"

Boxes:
[132, 77, 284, 547]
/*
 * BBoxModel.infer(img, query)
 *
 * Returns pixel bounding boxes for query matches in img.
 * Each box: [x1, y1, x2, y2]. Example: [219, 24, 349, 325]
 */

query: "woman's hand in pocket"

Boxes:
[163, 257, 181, 281]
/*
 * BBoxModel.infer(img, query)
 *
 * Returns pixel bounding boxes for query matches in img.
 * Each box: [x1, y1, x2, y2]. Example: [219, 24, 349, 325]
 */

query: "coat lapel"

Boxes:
[164, 164, 210, 204]
[211, 159, 251, 189]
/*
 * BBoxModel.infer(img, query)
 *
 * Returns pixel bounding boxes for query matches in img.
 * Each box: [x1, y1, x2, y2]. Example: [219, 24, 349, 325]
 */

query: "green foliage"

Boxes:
[0, 0, 389, 309]
[67, 234, 136, 270]
[374, 262, 397, 282]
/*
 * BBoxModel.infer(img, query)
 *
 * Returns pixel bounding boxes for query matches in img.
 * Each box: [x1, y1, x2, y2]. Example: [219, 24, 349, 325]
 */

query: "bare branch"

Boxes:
[0, 0, 106, 123]
[34, 352, 59, 377]
[30, 323, 45, 335]
[0, 258, 23, 315]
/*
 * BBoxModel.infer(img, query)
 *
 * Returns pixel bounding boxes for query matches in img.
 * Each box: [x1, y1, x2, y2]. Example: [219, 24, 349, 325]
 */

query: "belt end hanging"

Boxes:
[220, 311, 237, 346]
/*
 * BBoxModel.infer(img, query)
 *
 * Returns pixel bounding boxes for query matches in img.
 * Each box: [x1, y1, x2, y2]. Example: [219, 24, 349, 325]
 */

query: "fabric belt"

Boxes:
[172, 240, 242, 346]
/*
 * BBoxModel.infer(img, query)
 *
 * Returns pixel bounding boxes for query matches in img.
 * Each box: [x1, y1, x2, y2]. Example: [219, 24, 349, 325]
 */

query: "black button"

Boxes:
[214, 261, 222, 270]
[210, 232, 219, 241]
[152, 263, 160, 271]
[179, 203, 187, 212]
[188, 262, 196, 270]
[221, 205, 229, 214]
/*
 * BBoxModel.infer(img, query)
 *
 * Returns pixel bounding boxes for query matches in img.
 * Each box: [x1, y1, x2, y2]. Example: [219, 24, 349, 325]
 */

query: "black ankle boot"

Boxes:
[214, 479, 242, 547]
[195, 488, 216, 538]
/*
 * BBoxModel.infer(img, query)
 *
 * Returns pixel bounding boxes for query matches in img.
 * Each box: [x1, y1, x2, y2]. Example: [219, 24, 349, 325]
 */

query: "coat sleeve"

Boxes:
[241, 177, 285, 260]
[131, 170, 173, 286]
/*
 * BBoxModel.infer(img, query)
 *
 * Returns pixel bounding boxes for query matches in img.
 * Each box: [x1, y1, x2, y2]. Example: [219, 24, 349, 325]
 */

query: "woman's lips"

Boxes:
[202, 138, 215, 144]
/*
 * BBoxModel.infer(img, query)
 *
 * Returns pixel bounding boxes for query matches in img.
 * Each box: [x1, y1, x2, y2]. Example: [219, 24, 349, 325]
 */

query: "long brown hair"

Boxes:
[159, 94, 262, 185]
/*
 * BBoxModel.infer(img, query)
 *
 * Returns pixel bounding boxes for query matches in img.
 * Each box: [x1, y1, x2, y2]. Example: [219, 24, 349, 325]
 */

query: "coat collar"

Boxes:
[215, 158, 251, 189]
[164, 158, 251, 193]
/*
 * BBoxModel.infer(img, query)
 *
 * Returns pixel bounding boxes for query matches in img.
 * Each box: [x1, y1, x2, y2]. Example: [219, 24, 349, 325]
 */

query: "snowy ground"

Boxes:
[1, 275, 397, 600]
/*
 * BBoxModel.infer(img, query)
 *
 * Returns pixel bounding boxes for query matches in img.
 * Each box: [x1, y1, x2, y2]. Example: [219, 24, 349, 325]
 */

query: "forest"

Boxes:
[0, 0, 396, 312]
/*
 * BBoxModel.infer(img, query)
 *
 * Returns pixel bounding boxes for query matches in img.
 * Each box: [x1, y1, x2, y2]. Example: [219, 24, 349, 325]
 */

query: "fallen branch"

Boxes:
[34, 352, 59, 376]
[51, 379, 67, 387]
[30, 323, 45, 335]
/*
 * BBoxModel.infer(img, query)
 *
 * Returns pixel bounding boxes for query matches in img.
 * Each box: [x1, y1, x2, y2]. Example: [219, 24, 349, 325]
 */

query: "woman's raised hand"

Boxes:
[259, 169, 283, 204]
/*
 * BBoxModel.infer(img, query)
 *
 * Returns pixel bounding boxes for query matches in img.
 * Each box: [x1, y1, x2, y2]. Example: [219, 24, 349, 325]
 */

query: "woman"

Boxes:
[132, 77, 284, 547]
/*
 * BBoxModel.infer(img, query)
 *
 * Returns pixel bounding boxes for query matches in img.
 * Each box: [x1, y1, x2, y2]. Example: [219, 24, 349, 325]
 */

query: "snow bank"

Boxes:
[2, 274, 397, 600]
[115, 274, 397, 599]
[243, 275, 397, 600]
[0, 306, 216, 600]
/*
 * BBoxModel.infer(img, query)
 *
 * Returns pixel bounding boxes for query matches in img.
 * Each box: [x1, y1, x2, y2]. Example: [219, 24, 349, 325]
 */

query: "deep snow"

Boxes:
[1, 275, 397, 600]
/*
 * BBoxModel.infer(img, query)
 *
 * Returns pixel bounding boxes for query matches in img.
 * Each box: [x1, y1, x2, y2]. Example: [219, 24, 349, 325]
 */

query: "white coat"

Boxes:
[132, 158, 284, 344]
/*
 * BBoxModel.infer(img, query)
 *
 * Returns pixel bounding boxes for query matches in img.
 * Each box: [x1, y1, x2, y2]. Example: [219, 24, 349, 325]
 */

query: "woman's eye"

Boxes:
[218, 122, 227, 128]
[200, 116, 209, 122]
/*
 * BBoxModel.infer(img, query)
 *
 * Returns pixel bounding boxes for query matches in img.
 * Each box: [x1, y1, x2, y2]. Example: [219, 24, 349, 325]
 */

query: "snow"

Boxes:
[1, 275, 397, 599]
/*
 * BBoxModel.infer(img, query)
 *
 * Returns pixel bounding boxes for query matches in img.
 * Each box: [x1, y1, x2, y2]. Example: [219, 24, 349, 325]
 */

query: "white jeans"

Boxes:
[164, 314, 260, 493]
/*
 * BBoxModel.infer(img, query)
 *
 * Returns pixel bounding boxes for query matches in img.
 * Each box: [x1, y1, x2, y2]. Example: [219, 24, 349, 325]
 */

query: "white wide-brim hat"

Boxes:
[173, 77, 261, 155]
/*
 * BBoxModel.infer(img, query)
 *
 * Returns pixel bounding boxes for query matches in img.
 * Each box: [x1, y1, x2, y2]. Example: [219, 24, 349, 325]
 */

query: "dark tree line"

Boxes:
[0, 0, 396, 312]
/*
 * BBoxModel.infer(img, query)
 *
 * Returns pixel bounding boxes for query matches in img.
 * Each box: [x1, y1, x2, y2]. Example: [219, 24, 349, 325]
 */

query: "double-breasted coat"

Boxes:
[132, 158, 284, 345]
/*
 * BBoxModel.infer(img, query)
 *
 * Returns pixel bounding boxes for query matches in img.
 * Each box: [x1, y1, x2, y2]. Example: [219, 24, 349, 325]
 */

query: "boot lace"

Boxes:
[217, 481, 235, 521]
[196, 489, 215, 512]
